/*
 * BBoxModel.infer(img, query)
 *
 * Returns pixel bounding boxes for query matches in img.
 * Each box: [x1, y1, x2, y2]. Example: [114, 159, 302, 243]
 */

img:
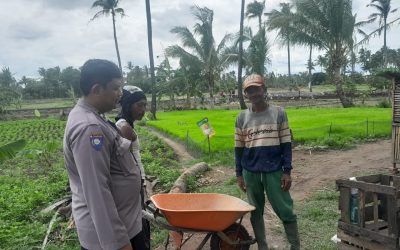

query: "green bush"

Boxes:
[376, 99, 391, 108]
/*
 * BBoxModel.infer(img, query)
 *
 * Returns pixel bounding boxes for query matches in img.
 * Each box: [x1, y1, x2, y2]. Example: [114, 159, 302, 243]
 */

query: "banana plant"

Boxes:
[0, 139, 26, 163]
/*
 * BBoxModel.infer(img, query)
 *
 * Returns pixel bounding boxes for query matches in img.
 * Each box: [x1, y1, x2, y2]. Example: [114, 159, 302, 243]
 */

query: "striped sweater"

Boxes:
[235, 105, 292, 176]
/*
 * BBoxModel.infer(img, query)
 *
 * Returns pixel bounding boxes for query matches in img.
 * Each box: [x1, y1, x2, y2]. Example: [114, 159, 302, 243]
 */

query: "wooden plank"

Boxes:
[337, 242, 360, 250]
[358, 190, 365, 228]
[337, 180, 396, 196]
[386, 196, 399, 238]
[381, 175, 391, 185]
[392, 176, 400, 189]
[356, 174, 382, 183]
[337, 229, 394, 250]
[364, 204, 374, 221]
[365, 221, 388, 231]
[380, 192, 389, 221]
[373, 193, 379, 224]
[393, 127, 400, 163]
[364, 191, 374, 204]
[365, 198, 384, 221]
[338, 221, 397, 247]
[339, 187, 351, 223]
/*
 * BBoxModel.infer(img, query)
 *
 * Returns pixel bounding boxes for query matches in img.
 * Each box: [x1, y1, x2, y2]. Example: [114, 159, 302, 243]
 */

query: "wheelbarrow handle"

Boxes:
[143, 199, 163, 218]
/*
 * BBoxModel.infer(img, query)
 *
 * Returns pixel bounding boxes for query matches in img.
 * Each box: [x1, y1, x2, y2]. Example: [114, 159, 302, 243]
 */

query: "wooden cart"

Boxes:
[336, 174, 400, 249]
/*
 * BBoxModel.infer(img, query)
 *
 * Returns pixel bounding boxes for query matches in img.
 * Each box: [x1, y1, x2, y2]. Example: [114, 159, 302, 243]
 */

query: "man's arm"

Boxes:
[235, 117, 246, 192]
[278, 108, 293, 191]
[71, 124, 131, 250]
[278, 108, 292, 174]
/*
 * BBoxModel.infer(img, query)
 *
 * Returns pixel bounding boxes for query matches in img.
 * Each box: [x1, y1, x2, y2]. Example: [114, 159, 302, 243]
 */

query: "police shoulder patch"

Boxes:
[90, 134, 104, 151]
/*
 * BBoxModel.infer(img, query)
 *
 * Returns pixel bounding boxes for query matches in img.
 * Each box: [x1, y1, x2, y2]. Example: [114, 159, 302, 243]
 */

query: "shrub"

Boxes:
[376, 99, 391, 108]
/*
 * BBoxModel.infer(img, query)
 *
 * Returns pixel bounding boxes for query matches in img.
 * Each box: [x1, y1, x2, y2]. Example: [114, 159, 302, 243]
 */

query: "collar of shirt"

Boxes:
[77, 98, 101, 115]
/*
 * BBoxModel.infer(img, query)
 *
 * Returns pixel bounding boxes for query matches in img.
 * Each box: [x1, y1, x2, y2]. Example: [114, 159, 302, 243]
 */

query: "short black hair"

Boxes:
[79, 59, 122, 96]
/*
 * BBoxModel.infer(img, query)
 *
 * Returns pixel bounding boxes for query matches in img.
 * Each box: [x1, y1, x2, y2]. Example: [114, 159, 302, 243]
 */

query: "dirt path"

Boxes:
[291, 140, 391, 201]
[145, 127, 194, 162]
[150, 127, 392, 249]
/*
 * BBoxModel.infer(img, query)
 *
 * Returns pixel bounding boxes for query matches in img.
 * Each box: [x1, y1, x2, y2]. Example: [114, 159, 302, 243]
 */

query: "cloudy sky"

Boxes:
[1, 0, 399, 79]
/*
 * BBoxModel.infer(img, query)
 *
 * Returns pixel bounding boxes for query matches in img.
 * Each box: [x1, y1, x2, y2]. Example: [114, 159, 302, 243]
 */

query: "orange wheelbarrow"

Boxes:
[142, 193, 257, 250]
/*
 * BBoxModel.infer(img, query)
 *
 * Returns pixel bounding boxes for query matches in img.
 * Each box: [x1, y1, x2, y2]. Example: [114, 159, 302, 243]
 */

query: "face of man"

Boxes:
[98, 78, 122, 113]
[244, 85, 265, 104]
[130, 99, 147, 121]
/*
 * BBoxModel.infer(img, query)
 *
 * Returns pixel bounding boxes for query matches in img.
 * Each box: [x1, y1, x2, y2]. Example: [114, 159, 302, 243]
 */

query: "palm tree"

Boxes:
[348, 14, 371, 74]
[91, 0, 124, 71]
[306, 44, 314, 92]
[246, 0, 266, 31]
[265, 3, 295, 84]
[166, 6, 230, 109]
[145, 0, 157, 119]
[224, 1, 269, 100]
[223, 27, 270, 79]
[238, 0, 247, 109]
[316, 55, 328, 72]
[246, 27, 270, 76]
[294, 0, 356, 107]
[366, 0, 399, 67]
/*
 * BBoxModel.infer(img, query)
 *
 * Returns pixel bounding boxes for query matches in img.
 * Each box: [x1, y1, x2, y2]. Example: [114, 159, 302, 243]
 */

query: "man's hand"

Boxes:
[281, 173, 292, 191]
[237, 176, 246, 192]
[120, 243, 133, 250]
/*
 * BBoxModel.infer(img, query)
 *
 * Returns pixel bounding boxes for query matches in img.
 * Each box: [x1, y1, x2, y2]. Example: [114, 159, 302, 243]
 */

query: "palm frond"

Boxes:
[90, 10, 109, 21]
[216, 34, 232, 55]
[114, 8, 125, 17]
[356, 16, 400, 47]
[246, 1, 265, 19]
[170, 26, 204, 59]
[367, 3, 385, 14]
[165, 45, 201, 64]
[91, 0, 108, 9]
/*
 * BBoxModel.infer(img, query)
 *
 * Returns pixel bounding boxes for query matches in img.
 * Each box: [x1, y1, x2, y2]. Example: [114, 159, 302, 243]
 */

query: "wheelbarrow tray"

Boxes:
[150, 193, 255, 232]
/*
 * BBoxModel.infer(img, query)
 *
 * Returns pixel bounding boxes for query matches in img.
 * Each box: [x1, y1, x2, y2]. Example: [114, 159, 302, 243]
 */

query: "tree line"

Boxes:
[1, 0, 399, 115]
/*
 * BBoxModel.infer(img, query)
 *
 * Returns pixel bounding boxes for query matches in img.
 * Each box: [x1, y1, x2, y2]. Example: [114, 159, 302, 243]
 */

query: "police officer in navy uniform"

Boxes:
[63, 59, 144, 250]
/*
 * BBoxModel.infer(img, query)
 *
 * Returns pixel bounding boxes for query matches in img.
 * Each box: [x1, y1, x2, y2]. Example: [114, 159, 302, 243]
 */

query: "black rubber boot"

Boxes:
[283, 222, 300, 250]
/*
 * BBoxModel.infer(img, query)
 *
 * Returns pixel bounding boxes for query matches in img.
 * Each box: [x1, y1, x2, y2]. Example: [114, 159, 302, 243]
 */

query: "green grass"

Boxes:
[146, 107, 391, 153]
[6, 98, 74, 110]
[0, 118, 180, 249]
[296, 187, 340, 250]
[268, 83, 371, 93]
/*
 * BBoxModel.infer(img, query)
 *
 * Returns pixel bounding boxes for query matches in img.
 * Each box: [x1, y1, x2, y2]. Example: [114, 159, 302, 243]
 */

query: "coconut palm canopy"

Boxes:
[1, 0, 399, 79]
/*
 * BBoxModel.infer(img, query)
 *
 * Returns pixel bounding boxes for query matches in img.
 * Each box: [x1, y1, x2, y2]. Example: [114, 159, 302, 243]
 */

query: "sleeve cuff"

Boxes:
[283, 167, 291, 175]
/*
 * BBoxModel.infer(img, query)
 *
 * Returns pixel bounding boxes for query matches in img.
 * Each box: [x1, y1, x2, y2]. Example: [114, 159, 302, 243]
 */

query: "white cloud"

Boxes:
[0, 0, 399, 79]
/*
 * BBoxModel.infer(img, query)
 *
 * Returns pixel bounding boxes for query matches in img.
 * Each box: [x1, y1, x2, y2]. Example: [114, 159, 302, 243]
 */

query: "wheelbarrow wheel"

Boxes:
[210, 223, 251, 250]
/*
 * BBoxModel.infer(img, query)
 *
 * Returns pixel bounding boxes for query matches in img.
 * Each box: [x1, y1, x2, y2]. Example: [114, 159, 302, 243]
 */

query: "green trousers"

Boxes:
[243, 169, 297, 250]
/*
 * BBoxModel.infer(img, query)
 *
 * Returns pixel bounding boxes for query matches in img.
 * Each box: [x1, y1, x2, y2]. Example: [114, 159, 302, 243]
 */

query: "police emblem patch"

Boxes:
[90, 135, 104, 151]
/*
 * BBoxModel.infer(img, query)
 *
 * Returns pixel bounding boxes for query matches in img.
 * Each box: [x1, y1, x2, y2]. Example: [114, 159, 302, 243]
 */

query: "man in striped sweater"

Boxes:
[235, 74, 300, 250]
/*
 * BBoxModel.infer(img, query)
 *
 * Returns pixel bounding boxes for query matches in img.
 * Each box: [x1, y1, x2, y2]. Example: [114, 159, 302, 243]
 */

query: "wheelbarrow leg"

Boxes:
[195, 233, 213, 250]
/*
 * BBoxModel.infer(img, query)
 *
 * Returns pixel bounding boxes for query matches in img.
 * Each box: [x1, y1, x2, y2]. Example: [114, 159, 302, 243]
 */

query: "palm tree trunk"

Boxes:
[209, 73, 215, 109]
[332, 64, 353, 108]
[237, 0, 247, 109]
[287, 38, 292, 84]
[383, 17, 387, 67]
[111, 8, 122, 72]
[308, 44, 312, 92]
[145, 0, 157, 119]
[186, 84, 191, 109]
